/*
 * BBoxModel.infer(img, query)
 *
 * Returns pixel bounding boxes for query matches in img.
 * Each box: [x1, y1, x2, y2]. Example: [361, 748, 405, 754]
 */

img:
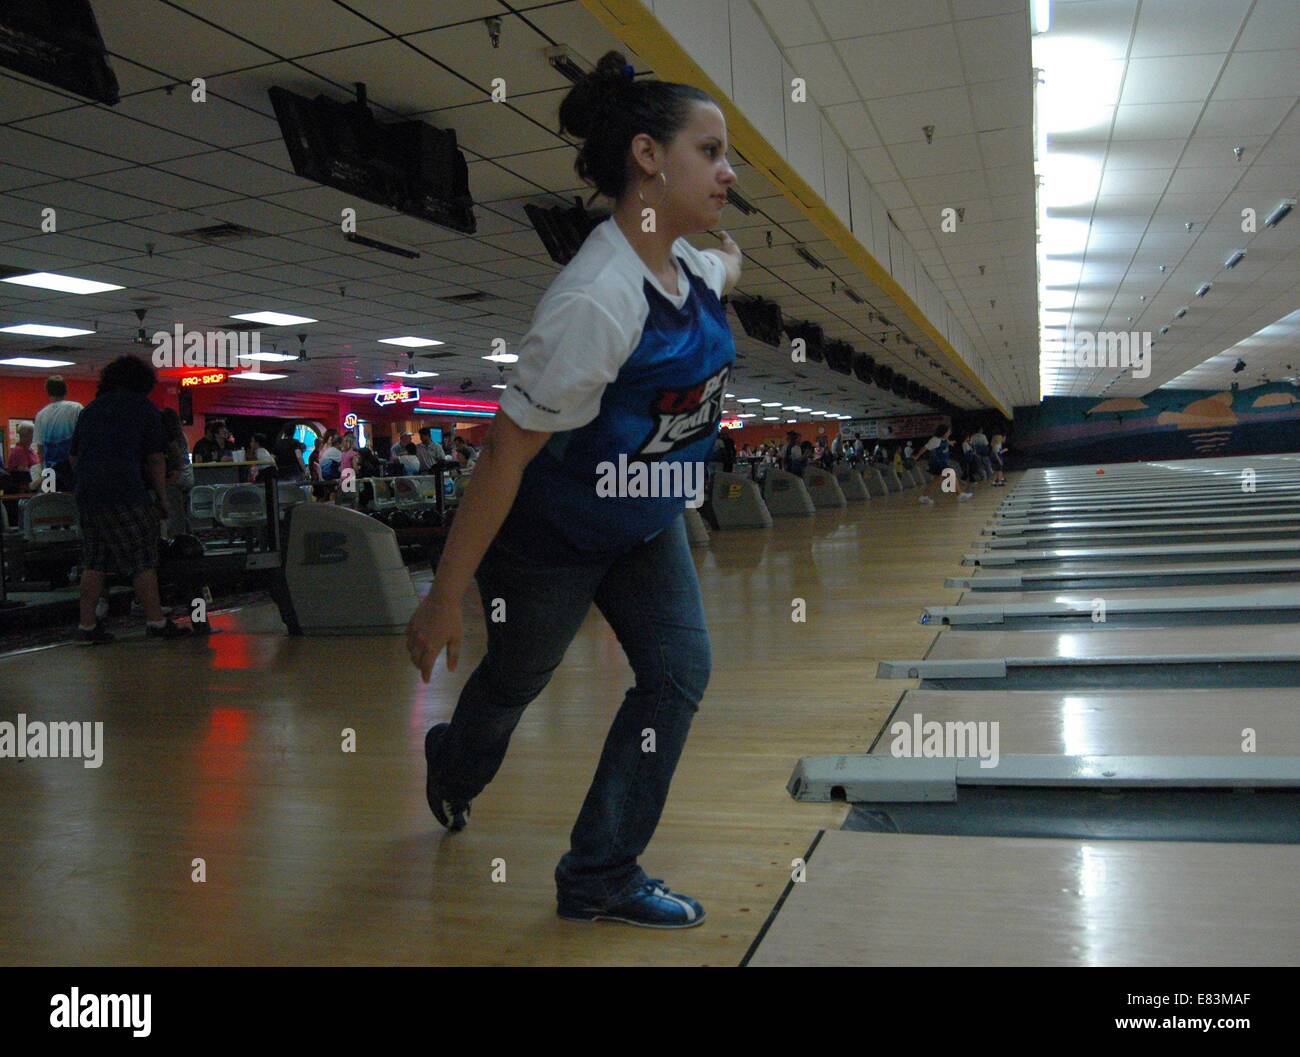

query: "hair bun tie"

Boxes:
[621, 63, 635, 81]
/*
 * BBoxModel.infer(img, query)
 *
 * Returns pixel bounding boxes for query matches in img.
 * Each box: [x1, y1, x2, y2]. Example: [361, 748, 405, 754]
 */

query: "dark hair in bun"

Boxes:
[559, 50, 714, 202]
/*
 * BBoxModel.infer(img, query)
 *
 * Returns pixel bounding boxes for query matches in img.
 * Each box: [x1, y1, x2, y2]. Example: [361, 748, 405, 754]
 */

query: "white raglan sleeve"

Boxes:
[676, 239, 728, 299]
[497, 291, 633, 433]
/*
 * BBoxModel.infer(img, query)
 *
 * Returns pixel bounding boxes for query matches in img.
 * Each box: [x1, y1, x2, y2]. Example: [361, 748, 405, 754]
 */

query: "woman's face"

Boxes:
[651, 102, 736, 235]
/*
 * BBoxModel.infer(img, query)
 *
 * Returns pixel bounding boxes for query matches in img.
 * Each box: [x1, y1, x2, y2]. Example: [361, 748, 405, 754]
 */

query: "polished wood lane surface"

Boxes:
[876, 689, 1300, 756]
[0, 481, 999, 965]
[927, 624, 1300, 662]
[747, 831, 1300, 967]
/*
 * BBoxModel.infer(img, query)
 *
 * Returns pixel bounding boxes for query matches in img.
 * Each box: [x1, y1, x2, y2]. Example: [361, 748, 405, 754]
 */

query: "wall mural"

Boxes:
[1014, 381, 1300, 466]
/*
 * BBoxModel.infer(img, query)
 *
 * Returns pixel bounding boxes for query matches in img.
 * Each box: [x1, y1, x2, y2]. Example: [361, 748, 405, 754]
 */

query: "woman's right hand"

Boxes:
[406, 593, 464, 682]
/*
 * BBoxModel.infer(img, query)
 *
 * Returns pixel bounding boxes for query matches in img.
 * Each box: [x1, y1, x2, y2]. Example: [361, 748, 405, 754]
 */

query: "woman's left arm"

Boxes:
[706, 231, 743, 295]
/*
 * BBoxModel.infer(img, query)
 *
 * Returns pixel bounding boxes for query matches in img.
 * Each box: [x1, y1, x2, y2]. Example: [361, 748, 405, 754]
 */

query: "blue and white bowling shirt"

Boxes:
[497, 218, 736, 558]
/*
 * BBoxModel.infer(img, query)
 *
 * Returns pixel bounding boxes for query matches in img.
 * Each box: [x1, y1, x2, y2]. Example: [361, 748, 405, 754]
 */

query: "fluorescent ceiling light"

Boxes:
[810, 411, 827, 416]
[0, 323, 94, 337]
[780, 405, 799, 410]
[231, 371, 286, 381]
[736, 397, 761, 404]
[482, 353, 518, 363]
[1, 272, 123, 295]
[387, 369, 439, 378]
[378, 336, 444, 347]
[243, 351, 298, 362]
[339, 387, 380, 395]
[737, 413, 757, 418]
[760, 401, 782, 407]
[492, 384, 507, 389]
[763, 416, 779, 421]
[230, 311, 317, 326]
[724, 393, 736, 398]
[0, 356, 76, 367]
[786, 419, 797, 423]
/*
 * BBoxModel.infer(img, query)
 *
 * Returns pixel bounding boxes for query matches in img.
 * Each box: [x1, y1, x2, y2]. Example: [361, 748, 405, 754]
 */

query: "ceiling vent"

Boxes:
[174, 222, 268, 243]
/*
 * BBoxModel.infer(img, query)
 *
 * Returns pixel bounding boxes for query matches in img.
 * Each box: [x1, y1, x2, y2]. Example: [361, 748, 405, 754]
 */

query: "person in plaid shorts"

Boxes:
[69, 355, 190, 643]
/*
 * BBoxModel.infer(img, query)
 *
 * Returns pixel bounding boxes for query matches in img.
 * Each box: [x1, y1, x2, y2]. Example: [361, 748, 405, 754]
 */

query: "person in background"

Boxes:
[781, 431, 801, 473]
[69, 355, 191, 643]
[6, 423, 39, 489]
[449, 445, 476, 477]
[389, 433, 414, 468]
[830, 432, 843, 463]
[398, 441, 422, 475]
[892, 445, 905, 477]
[917, 424, 972, 506]
[718, 427, 736, 472]
[245, 433, 275, 482]
[990, 433, 1008, 487]
[318, 431, 343, 480]
[274, 437, 306, 481]
[33, 375, 83, 491]
[903, 440, 915, 464]
[355, 442, 383, 480]
[853, 434, 866, 463]
[160, 408, 193, 537]
[339, 434, 359, 480]
[969, 427, 993, 483]
[306, 433, 323, 480]
[222, 427, 241, 459]
[415, 428, 445, 471]
[192, 420, 230, 463]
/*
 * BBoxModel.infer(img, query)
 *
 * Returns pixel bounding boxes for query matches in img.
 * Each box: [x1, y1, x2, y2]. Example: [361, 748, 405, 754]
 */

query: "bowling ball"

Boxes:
[171, 534, 205, 559]
[388, 511, 414, 530]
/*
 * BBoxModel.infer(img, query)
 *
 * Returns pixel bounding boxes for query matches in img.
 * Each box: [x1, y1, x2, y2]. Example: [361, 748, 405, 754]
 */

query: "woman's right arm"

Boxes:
[406, 412, 552, 681]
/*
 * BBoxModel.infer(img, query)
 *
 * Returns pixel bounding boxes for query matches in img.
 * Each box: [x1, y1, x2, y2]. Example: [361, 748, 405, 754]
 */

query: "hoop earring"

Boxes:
[637, 170, 668, 207]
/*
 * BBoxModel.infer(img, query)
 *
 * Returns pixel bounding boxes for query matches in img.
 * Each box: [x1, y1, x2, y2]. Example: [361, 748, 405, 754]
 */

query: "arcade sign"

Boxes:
[374, 387, 419, 407]
[720, 417, 743, 430]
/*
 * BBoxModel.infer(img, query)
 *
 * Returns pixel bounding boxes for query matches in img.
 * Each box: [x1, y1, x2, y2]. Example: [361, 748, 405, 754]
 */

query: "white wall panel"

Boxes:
[657, 0, 732, 99]
[821, 113, 850, 220]
[730, 0, 786, 153]
[782, 55, 825, 199]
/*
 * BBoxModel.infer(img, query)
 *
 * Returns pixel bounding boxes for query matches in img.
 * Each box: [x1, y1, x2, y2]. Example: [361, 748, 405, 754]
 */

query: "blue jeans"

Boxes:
[431, 514, 711, 907]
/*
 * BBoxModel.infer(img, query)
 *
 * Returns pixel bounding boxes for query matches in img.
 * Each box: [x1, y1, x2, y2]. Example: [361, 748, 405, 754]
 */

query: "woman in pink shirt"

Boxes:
[339, 433, 359, 478]
[6, 423, 39, 488]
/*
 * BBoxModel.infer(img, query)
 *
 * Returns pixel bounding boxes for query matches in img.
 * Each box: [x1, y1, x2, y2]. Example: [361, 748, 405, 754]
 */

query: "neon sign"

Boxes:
[179, 370, 227, 387]
[373, 387, 419, 406]
[343, 412, 358, 429]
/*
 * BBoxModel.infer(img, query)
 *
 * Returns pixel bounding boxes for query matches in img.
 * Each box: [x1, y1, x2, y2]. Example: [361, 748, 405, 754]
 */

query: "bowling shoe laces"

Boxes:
[558, 879, 706, 929]
[424, 723, 471, 832]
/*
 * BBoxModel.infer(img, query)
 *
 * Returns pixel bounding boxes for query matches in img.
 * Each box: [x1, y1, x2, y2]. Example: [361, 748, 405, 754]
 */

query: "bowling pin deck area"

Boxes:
[754, 455, 1300, 967]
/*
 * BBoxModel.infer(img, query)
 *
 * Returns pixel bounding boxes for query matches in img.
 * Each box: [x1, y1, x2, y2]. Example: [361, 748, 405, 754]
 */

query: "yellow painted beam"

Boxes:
[578, 0, 1010, 418]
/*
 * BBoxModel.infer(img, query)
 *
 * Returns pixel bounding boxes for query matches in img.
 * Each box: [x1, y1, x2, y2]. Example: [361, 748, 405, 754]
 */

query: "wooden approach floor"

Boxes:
[1, 477, 998, 966]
